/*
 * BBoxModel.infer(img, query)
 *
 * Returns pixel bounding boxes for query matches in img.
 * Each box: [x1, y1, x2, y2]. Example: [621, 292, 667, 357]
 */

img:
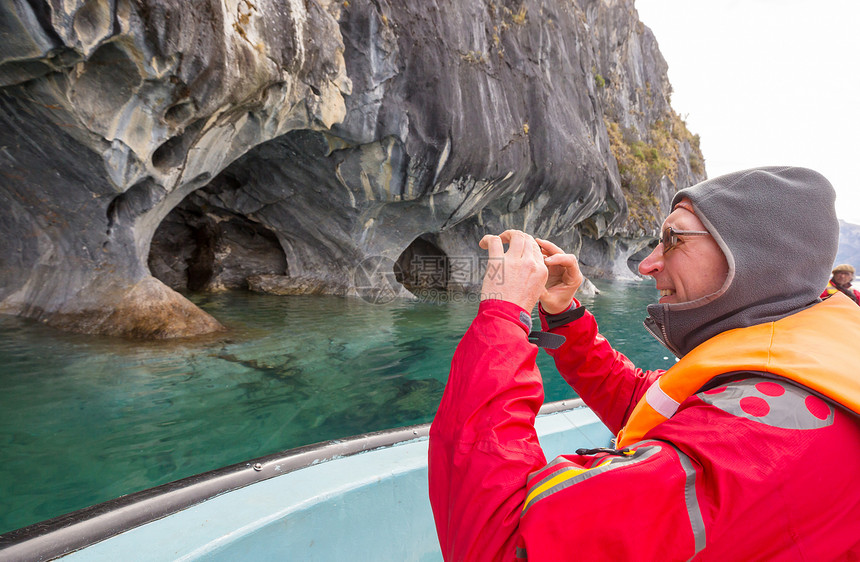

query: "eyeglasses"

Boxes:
[660, 226, 711, 254]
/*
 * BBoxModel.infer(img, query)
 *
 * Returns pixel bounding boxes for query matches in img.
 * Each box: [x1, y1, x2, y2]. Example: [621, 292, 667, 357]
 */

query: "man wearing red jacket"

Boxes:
[429, 167, 860, 560]
[821, 263, 860, 304]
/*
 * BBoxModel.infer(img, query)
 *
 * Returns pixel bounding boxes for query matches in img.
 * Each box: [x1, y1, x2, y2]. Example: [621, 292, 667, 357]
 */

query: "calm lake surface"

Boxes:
[0, 279, 674, 534]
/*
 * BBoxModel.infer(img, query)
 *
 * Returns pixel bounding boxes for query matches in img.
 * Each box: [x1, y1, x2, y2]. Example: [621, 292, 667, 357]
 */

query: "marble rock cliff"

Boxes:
[0, 0, 705, 338]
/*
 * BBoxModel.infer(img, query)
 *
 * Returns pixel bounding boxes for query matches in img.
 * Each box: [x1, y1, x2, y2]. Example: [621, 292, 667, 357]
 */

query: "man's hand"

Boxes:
[479, 230, 548, 312]
[536, 238, 583, 314]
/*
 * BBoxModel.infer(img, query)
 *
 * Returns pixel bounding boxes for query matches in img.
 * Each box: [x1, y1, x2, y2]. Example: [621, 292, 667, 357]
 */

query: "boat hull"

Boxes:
[0, 400, 611, 561]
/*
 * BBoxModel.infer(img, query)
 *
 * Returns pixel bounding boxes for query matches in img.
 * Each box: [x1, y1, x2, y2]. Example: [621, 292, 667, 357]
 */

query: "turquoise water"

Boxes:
[0, 279, 672, 534]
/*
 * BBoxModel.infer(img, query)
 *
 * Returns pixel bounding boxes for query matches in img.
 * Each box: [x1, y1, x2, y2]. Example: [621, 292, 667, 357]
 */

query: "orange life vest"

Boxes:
[617, 292, 860, 448]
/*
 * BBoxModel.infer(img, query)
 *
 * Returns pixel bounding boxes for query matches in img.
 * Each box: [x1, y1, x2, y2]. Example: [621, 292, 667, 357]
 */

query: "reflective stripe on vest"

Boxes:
[646, 377, 680, 418]
[617, 292, 860, 448]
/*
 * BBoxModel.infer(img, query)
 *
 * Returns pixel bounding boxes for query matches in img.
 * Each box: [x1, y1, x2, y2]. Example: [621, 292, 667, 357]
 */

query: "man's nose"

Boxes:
[638, 244, 664, 276]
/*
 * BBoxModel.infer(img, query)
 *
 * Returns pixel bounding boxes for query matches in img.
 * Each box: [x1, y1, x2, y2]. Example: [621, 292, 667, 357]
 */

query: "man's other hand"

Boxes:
[479, 230, 548, 312]
[536, 238, 583, 314]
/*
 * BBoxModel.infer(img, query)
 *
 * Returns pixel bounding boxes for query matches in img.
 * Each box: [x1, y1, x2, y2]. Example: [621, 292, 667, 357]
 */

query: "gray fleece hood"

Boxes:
[644, 166, 839, 357]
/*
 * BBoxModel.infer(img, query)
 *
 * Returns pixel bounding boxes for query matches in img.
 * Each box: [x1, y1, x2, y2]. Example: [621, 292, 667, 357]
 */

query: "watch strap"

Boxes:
[544, 305, 586, 330]
[527, 330, 566, 350]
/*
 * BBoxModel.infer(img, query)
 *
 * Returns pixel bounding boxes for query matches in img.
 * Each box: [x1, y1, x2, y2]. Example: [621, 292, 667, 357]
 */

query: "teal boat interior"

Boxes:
[0, 399, 612, 561]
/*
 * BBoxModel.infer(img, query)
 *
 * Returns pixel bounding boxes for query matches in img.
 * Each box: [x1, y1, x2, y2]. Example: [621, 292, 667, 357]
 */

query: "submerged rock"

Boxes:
[0, 0, 703, 337]
[247, 274, 348, 297]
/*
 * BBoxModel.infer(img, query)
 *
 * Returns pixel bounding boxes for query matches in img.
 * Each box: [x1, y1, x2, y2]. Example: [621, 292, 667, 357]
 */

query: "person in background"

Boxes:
[821, 263, 860, 304]
[429, 167, 860, 560]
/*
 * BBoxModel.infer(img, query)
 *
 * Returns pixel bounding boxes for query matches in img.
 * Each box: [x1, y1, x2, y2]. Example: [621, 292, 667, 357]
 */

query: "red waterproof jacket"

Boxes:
[821, 280, 860, 304]
[429, 296, 860, 561]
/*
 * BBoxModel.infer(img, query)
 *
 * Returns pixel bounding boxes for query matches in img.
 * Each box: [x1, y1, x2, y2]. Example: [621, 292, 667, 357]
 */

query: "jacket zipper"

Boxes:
[643, 314, 681, 357]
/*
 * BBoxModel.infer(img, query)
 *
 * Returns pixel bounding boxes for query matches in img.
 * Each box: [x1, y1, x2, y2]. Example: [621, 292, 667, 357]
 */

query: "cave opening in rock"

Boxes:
[395, 234, 450, 296]
[627, 243, 656, 276]
[149, 198, 287, 292]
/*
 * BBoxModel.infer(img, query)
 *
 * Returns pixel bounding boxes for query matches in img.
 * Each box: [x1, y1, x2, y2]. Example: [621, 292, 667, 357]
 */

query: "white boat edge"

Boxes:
[0, 399, 612, 561]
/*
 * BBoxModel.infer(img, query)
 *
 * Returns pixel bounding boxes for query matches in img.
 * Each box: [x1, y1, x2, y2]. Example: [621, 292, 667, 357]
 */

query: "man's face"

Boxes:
[834, 271, 853, 285]
[638, 204, 729, 304]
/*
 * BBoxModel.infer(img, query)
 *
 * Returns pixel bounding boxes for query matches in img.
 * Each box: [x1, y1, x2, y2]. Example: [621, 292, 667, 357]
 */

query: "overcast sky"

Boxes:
[635, 0, 860, 224]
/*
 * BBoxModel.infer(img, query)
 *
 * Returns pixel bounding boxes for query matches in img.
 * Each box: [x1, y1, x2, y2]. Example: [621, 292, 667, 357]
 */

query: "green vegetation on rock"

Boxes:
[604, 112, 703, 229]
